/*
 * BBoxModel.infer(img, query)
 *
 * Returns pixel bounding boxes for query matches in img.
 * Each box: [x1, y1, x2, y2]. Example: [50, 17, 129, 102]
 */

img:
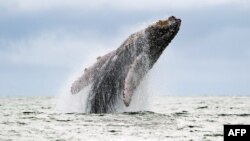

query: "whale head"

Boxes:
[145, 16, 181, 66]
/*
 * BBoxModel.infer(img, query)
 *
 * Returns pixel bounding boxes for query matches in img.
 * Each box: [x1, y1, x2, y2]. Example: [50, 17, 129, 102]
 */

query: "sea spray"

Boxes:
[56, 78, 150, 113]
[56, 84, 91, 113]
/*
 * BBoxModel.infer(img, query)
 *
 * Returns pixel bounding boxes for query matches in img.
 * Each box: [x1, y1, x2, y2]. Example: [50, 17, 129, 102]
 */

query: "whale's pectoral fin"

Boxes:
[123, 54, 149, 106]
[71, 51, 115, 94]
[70, 69, 94, 94]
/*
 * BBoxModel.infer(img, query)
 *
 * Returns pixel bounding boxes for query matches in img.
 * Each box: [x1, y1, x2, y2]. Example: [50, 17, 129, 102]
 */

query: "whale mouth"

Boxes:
[146, 16, 181, 42]
[155, 16, 181, 38]
[156, 16, 181, 29]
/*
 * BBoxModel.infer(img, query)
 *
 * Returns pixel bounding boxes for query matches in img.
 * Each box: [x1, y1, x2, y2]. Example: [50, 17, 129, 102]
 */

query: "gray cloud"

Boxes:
[2, 0, 249, 12]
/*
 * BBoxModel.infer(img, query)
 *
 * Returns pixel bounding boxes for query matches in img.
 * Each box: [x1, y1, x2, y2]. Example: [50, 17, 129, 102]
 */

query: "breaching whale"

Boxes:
[71, 16, 181, 113]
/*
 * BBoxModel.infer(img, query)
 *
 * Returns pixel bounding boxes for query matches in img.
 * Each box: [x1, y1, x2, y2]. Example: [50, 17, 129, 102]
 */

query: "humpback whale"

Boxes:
[71, 16, 181, 113]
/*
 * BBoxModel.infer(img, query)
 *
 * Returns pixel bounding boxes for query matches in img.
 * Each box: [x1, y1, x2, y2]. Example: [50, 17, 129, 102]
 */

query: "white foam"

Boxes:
[56, 84, 91, 113]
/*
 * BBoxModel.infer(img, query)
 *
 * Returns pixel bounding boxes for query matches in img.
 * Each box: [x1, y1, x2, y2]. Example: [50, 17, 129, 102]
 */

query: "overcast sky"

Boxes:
[0, 0, 250, 96]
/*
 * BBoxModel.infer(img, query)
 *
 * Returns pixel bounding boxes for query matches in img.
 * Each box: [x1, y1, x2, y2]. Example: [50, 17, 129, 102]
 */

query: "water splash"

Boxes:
[56, 83, 92, 113]
[56, 74, 151, 113]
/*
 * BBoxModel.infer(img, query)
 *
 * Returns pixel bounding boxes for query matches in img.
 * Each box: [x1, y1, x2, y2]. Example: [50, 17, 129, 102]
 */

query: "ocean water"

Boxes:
[0, 96, 249, 141]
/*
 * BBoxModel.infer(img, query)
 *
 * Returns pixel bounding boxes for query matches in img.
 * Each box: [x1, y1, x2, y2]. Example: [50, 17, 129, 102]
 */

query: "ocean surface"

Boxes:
[0, 96, 249, 141]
